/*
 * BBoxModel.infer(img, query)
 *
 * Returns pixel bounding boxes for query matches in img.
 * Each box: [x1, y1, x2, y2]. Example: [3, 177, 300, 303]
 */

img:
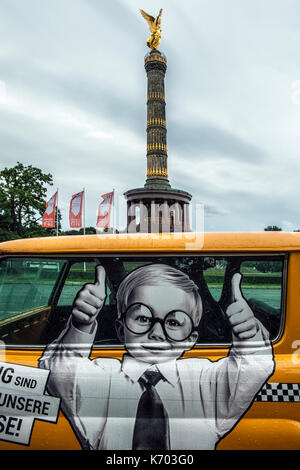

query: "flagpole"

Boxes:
[56, 188, 59, 237]
[83, 188, 86, 235]
[83, 188, 86, 273]
[112, 188, 115, 234]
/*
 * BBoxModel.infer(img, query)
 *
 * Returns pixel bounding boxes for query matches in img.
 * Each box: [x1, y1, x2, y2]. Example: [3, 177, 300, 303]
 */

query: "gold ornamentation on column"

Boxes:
[147, 167, 168, 178]
[144, 54, 167, 65]
[147, 143, 167, 152]
[147, 92, 165, 101]
[147, 118, 166, 127]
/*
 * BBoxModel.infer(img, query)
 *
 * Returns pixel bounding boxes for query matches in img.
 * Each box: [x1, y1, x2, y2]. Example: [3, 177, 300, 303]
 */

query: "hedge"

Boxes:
[204, 273, 281, 285]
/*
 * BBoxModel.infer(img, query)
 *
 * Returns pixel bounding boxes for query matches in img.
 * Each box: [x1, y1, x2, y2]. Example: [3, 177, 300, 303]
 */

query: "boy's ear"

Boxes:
[185, 331, 198, 350]
[115, 319, 125, 343]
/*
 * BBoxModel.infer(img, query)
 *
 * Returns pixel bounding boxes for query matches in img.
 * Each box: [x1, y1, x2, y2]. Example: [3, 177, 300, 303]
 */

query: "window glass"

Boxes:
[0, 258, 66, 321]
[0, 255, 285, 346]
[58, 261, 100, 306]
[202, 257, 227, 302]
[240, 260, 282, 309]
[239, 259, 282, 340]
[0, 258, 67, 345]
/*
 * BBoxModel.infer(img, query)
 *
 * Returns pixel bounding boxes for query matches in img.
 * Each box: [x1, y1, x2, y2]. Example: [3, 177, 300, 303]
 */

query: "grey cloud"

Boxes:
[205, 205, 231, 217]
[2, 56, 145, 137]
[168, 119, 268, 163]
[86, 0, 142, 34]
[170, 168, 257, 202]
[0, 108, 145, 185]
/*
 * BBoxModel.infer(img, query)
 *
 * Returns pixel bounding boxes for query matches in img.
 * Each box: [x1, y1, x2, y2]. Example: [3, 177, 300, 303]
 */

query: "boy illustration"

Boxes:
[39, 263, 275, 450]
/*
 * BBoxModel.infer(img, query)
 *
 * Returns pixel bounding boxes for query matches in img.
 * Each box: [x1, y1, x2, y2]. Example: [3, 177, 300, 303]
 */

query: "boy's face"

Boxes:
[116, 285, 200, 364]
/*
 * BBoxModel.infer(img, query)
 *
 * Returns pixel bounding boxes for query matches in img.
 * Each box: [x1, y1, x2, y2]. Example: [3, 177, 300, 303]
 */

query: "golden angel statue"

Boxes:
[140, 8, 163, 50]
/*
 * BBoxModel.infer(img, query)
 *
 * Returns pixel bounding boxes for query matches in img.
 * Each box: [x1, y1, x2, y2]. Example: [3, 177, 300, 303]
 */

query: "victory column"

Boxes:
[124, 9, 192, 233]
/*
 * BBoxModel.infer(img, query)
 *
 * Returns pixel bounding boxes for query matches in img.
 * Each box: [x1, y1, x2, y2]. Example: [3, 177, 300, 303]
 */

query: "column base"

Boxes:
[144, 177, 171, 189]
[123, 187, 192, 233]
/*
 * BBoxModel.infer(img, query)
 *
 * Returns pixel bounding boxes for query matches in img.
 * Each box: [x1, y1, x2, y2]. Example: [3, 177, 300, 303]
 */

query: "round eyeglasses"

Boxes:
[123, 303, 196, 342]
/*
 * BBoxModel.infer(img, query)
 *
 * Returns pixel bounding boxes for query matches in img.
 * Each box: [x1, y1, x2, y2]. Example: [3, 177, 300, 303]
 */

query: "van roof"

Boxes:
[1, 232, 300, 254]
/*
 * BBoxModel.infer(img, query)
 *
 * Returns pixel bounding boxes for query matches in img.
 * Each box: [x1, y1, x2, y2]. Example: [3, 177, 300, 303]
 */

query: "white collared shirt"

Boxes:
[39, 322, 274, 450]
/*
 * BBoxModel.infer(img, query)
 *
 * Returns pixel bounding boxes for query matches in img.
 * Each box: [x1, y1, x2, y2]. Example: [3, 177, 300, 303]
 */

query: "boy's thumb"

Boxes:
[231, 272, 243, 302]
[94, 265, 106, 292]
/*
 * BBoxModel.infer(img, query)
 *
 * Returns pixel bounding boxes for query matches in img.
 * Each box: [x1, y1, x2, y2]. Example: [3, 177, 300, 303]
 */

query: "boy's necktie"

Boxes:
[132, 369, 170, 450]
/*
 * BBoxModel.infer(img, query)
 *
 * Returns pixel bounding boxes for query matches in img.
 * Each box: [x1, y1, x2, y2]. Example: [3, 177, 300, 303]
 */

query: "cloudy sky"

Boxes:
[1, 0, 300, 232]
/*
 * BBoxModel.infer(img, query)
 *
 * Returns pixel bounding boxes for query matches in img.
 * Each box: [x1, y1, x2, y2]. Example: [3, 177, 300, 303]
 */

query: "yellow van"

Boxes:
[0, 231, 299, 451]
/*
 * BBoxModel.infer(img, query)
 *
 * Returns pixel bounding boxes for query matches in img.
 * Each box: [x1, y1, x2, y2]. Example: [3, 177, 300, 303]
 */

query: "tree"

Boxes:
[81, 226, 97, 235]
[0, 190, 19, 241]
[102, 227, 119, 234]
[62, 226, 97, 236]
[251, 260, 282, 273]
[264, 225, 282, 231]
[0, 162, 53, 241]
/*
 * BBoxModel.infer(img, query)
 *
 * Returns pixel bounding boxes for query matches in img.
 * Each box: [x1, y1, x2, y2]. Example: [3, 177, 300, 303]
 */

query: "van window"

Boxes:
[0, 254, 285, 347]
[0, 258, 67, 345]
[239, 259, 283, 340]
[0, 258, 66, 321]
[202, 257, 227, 302]
[58, 261, 101, 306]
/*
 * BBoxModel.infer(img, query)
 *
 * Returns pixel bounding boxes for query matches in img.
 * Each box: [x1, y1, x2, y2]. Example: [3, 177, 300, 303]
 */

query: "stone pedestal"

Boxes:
[124, 187, 192, 233]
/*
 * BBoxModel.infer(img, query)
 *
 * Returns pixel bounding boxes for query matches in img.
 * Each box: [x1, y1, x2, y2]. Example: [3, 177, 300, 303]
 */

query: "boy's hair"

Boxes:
[116, 263, 202, 325]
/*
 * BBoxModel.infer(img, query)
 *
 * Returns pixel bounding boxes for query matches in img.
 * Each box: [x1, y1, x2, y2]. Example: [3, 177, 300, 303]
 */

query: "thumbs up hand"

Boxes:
[72, 265, 107, 333]
[226, 273, 258, 341]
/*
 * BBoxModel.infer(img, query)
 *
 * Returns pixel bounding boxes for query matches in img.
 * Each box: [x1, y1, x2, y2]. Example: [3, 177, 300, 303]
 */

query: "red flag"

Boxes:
[42, 191, 58, 228]
[69, 191, 84, 228]
[96, 191, 114, 228]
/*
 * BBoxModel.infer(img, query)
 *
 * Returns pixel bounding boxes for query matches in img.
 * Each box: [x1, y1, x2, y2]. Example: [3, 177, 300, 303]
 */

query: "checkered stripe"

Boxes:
[255, 383, 300, 402]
